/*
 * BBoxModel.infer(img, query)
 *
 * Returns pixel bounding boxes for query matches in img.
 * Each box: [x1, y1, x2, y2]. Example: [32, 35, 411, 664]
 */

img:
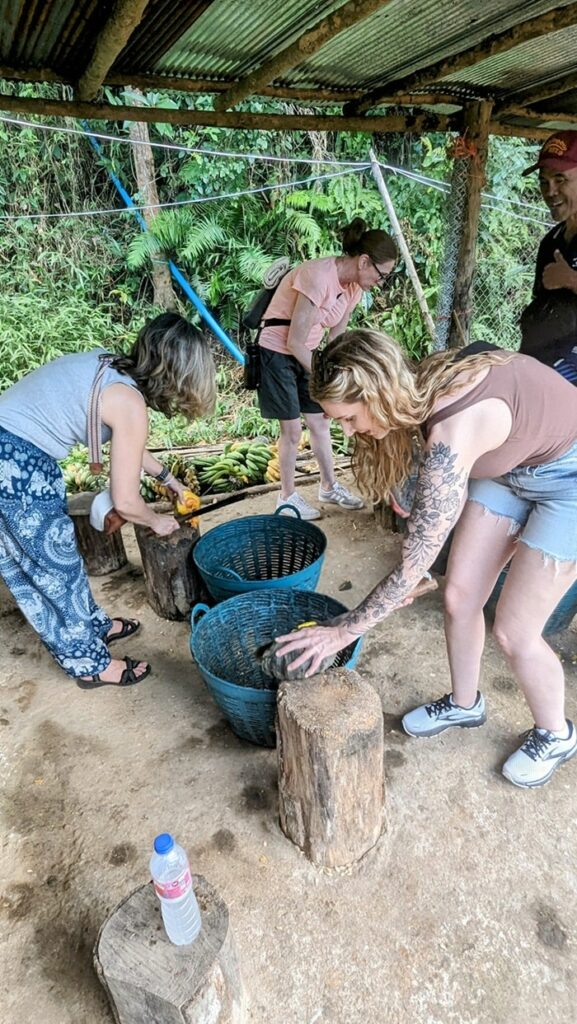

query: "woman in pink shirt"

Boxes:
[257, 217, 397, 520]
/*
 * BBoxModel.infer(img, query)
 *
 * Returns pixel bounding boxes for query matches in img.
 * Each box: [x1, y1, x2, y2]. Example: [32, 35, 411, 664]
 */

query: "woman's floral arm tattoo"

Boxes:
[343, 441, 468, 636]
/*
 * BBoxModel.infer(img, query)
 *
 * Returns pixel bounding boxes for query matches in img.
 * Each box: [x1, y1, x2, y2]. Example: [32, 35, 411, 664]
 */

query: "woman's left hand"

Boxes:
[273, 621, 361, 678]
[166, 477, 186, 502]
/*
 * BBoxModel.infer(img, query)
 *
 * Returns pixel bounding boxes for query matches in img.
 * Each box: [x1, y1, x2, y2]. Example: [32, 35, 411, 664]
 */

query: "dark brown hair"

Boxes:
[341, 216, 398, 263]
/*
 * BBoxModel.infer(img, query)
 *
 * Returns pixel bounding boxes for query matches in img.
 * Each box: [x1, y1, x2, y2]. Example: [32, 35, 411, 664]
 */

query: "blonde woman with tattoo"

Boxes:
[275, 329, 577, 789]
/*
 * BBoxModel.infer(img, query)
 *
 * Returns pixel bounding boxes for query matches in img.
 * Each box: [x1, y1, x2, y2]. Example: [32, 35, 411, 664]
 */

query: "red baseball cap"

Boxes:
[523, 130, 577, 176]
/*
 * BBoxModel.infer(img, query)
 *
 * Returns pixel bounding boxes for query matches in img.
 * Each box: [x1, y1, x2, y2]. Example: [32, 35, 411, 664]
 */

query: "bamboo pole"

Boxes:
[368, 148, 437, 343]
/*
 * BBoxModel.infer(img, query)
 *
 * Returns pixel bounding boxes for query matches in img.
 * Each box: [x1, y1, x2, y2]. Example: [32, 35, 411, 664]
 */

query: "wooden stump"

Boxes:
[68, 492, 127, 576]
[94, 877, 245, 1024]
[134, 524, 205, 620]
[276, 668, 385, 868]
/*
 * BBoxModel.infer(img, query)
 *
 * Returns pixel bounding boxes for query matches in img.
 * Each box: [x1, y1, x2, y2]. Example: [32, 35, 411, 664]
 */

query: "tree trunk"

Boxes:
[68, 492, 127, 576]
[133, 523, 205, 620]
[128, 97, 177, 311]
[94, 878, 245, 1024]
[276, 668, 385, 868]
[447, 100, 493, 348]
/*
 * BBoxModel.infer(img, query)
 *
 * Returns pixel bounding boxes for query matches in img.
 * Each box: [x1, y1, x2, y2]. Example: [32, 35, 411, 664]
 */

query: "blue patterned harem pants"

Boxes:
[0, 427, 112, 677]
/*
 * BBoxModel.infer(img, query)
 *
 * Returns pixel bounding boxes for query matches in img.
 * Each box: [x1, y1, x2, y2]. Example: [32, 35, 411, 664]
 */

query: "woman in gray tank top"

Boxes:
[0, 313, 216, 689]
[273, 328, 577, 791]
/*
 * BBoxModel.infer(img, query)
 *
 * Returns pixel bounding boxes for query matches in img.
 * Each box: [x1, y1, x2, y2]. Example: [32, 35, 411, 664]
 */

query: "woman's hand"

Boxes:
[150, 513, 181, 537]
[273, 621, 361, 678]
[166, 476, 186, 503]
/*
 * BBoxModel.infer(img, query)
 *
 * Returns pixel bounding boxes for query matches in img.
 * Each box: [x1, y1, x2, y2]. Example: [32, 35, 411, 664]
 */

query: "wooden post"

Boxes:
[369, 149, 437, 343]
[94, 877, 245, 1024]
[276, 668, 385, 868]
[133, 523, 205, 620]
[68, 492, 127, 576]
[446, 100, 493, 348]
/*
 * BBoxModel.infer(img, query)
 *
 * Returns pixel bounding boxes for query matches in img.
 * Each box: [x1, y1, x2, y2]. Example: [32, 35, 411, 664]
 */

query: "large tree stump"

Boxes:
[68, 492, 127, 576]
[94, 877, 245, 1024]
[134, 523, 205, 620]
[276, 668, 385, 868]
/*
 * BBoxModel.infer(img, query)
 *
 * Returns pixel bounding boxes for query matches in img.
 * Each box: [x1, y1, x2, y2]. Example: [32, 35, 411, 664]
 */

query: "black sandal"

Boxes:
[107, 618, 141, 644]
[76, 656, 151, 689]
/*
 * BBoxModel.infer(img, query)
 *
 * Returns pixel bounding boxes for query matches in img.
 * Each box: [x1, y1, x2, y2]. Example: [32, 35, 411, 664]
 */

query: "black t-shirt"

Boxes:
[520, 222, 577, 371]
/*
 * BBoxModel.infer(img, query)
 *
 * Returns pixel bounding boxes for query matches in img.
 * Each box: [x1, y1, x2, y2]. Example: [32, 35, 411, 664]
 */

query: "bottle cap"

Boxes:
[153, 832, 174, 854]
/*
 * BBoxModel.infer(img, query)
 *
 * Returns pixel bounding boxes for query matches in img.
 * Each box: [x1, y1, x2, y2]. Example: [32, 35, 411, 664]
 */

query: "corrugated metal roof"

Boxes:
[154, 0, 346, 81]
[1, 0, 577, 135]
[284, 0, 567, 91]
[443, 24, 577, 93]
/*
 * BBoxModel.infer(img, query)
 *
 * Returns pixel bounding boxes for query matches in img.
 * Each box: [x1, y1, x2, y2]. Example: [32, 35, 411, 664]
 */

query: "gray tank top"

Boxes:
[0, 349, 140, 460]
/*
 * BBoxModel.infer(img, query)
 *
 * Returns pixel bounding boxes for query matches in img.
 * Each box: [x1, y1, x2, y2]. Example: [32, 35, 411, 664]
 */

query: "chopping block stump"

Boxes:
[134, 523, 205, 620]
[68, 492, 127, 576]
[276, 668, 385, 869]
[94, 877, 245, 1024]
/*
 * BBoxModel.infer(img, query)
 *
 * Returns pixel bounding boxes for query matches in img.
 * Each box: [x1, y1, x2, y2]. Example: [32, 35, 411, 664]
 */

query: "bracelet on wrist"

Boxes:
[154, 465, 171, 483]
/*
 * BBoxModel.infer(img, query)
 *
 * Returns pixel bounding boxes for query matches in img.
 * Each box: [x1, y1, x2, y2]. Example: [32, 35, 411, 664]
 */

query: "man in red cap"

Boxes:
[520, 130, 577, 383]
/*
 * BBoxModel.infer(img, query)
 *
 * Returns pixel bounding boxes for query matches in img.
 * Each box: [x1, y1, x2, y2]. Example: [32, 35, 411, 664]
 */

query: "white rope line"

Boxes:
[0, 115, 549, 227]
[0, 114, 548, 216]
[0, 165, 367, 221]
[0, 114, 369, 168]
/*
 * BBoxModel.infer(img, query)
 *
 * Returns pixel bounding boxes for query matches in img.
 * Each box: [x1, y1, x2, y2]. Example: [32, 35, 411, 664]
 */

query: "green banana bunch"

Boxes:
[196, 442, 274, 493]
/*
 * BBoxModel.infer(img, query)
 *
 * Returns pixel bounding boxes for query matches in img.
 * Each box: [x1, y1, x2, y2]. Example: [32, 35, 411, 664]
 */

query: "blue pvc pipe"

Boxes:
[83, 127, 244, 365]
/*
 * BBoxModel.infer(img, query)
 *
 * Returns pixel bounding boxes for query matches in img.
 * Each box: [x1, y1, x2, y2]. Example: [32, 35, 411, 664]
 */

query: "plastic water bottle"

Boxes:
[150, 833, 202, 945]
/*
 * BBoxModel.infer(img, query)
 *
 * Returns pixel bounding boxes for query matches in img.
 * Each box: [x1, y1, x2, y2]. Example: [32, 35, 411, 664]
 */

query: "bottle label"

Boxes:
[154, 868, 192, 900]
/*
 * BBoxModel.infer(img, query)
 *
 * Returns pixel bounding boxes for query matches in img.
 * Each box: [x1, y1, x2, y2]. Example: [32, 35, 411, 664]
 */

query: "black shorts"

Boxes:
[257, 348, 323, 420]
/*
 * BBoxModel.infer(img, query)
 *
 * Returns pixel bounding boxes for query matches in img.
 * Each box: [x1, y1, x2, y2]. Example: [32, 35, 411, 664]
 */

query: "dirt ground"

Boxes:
[1, 477, 577, 1024]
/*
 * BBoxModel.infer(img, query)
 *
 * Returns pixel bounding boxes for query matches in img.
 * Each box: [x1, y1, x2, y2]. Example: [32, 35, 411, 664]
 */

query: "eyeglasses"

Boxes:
[369, 257, 394, 288]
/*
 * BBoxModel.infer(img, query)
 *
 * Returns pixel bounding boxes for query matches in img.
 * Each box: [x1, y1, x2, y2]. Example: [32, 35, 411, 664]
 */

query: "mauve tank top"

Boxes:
[425, 354, 577, 479]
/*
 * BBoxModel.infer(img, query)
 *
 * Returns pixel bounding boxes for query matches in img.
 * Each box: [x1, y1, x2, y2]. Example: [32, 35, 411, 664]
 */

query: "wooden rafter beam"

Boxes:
[347, 2, 577, 115]
[76, 0, 150, 102]
[0, 92, 458, 132]
[496, 71, 577, 116]
[214, 0, 393, 111]
[0, 65, 470, 109]
[493, 104, 577, 127]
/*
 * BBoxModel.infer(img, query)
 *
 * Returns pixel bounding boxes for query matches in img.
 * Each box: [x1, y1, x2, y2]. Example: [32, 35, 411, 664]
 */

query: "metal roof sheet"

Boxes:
[1, 0, 577, 136]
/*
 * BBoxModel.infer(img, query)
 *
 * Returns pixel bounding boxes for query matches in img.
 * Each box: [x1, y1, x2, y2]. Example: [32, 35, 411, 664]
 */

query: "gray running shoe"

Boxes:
[502, 720, 577, 788]
[402, 692, 486, 738]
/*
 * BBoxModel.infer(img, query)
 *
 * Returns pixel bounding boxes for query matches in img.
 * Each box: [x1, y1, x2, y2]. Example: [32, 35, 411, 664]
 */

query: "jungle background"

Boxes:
[0, 83, 548, 450]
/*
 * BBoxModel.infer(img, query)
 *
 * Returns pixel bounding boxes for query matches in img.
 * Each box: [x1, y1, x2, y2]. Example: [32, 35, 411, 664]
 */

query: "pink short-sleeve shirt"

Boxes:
[258, 256, 362, 354]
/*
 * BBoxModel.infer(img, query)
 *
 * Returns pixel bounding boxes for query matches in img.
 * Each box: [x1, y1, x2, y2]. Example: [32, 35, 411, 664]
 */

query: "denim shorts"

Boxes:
[468, 440, 577, 562]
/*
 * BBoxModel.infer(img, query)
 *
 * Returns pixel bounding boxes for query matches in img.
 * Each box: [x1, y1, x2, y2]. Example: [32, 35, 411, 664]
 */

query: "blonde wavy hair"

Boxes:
[310, 328, 514, 504]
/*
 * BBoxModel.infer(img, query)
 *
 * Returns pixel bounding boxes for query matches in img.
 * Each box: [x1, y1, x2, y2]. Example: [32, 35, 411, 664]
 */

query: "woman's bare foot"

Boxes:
[80, 657, 149, 685]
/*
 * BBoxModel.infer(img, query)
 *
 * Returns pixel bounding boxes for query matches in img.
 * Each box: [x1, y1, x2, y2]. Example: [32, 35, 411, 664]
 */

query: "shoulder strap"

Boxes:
[88, 354, 114, 474]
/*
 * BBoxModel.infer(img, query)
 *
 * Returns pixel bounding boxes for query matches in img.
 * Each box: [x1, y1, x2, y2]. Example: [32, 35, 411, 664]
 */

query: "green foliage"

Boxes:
[0, 83, 549, 401]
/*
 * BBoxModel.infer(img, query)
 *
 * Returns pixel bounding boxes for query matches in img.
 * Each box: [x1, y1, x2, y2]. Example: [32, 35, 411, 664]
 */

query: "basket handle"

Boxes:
[274, 504, 302, 519]
[191, 602, 210, 630]
[213, 565, 244, 581]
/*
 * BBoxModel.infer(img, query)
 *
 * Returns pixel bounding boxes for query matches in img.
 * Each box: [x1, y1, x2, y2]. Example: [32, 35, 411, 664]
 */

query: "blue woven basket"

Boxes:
[190, 590, 362, 747]
[485, 565, 577, 636]
[192, 506, 327, 602]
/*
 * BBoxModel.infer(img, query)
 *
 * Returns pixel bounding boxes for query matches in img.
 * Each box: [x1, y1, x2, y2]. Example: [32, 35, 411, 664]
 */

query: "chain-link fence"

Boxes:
[433, 154, 549, 352]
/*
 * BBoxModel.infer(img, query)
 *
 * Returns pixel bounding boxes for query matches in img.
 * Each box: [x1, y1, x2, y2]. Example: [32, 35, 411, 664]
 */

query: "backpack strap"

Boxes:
[88, 354, 114, 474]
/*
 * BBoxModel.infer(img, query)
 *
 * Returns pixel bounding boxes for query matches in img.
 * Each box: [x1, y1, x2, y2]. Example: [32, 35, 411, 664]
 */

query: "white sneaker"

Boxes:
[502, 720, 577, 788]
[318, 480, 364, 510]
[276, 492, 321, 521]
[402, 692, 486, 738]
